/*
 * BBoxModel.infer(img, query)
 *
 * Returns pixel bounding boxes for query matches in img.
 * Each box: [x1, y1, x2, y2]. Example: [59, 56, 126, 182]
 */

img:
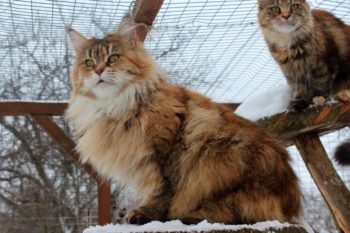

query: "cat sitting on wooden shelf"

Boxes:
[65, 16, 301, 225]
[258, 0, 350, 111]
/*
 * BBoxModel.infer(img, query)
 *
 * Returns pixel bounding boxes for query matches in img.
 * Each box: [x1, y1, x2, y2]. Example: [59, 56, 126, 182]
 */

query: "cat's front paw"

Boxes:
[127, 208, 153, 225]
[334, 90, 350, 102]
[312, 96, 327, 106]
[288, 99, 310, 112]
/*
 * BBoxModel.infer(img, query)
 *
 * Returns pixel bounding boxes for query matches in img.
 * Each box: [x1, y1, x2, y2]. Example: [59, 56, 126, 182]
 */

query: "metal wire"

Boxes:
[1, 0, 350, 102]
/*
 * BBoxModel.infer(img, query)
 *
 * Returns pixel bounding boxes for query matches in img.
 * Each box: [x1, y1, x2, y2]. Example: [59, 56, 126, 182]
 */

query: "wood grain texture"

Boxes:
[257, 101, 350, 145]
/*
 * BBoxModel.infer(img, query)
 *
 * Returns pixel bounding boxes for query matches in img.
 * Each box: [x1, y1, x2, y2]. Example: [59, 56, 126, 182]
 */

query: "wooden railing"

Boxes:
[1, 100, 350, 231]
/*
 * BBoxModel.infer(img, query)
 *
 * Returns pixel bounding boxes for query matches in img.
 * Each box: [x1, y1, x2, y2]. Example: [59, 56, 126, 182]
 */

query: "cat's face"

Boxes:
[66, 18, 148, 99]
[258, 0, 311, 34]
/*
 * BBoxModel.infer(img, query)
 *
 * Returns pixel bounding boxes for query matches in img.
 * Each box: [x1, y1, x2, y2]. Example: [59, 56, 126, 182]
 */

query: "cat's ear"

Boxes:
[257, 0, 267, 8]
[65, 26, 88, 53]
[116, 15, 138, 47]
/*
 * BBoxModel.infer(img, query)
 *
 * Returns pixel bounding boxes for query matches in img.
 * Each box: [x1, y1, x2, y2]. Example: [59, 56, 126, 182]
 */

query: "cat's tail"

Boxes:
[334, 139, 350, 165]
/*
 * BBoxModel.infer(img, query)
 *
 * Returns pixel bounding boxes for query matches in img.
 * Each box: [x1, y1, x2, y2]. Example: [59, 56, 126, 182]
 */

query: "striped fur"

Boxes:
[258, 0, 350, 110]
[65, 17, 302, 224]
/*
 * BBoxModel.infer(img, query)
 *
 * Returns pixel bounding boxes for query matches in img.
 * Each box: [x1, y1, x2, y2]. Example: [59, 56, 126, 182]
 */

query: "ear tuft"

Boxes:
[65, 26, 88, 53]
[116, 15, 138, 46]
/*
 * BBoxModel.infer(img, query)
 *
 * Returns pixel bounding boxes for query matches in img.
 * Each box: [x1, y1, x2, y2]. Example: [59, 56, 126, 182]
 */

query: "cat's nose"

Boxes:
[94, 67, 105, 75]
[281, 13, 291, 20]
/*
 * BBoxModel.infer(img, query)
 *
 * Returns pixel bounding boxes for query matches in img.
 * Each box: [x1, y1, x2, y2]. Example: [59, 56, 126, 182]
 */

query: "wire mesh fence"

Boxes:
[1, 0, 350, 102]
[1, 0, 350, 233]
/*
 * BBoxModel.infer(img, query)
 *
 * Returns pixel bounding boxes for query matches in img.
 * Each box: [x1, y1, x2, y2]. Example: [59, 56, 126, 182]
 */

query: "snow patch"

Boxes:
[235, 84, 292, 121]
[83, 220, 306, 233]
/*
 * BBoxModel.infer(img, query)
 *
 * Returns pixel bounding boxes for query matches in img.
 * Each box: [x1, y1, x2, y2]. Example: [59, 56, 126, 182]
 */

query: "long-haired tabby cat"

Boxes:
[258, 0, 350, 111]
[258, 0, 350, 165]
[65, 16, 301, 225]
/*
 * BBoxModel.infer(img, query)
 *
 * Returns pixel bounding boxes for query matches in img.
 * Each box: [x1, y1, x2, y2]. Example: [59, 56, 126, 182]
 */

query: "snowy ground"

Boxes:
[83, 220, 313, 233]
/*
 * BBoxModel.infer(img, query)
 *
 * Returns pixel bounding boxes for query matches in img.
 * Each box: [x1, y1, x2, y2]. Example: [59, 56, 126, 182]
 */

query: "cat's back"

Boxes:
[312, 9, 349, 28]
[183, 89, 284, 149]
[312, 9, 350, 53]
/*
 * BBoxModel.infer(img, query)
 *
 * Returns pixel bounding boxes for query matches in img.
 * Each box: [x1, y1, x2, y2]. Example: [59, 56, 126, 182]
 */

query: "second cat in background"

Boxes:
[257, 0, 350, 111]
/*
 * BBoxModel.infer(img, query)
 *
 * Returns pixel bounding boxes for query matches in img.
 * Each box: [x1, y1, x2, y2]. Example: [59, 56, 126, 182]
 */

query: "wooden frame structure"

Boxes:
[1, 0, 350, 232]
[1, 101, 350, 231]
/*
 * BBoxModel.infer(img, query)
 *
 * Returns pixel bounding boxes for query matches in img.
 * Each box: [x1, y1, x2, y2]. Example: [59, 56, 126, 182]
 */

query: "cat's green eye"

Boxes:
[85, 59, 95, 68]
[271, 6, 281, 14]
[107, 54, 120, 64]
[291, 4, 299, 11]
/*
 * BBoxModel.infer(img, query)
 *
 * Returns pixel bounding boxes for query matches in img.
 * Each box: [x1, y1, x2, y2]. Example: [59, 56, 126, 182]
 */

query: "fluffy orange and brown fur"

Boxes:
[65, 16, 301, 225]
[258, 0, 350, 111]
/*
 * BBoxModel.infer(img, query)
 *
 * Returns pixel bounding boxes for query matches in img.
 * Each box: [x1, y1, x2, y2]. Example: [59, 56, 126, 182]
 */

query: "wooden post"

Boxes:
[29, 114, 98, 181]
[98, 178, 111, 225]
[30, 114, 112, 225]
[295, 134, 350, 233]
[132, 0, 164, 42]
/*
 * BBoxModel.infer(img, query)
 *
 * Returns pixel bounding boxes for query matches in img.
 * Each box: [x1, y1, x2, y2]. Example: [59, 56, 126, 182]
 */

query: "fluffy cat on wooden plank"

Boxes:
[258, 0, 350, 111]
[258, 0, 350, 164]
[65, 16, 301, 225]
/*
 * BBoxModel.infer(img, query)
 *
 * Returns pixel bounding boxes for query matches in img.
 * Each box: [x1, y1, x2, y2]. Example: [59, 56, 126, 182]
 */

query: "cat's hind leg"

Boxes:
[126, 190, 172, 224]
[178, 195, 242, 225]
[125, 163, 173, 225]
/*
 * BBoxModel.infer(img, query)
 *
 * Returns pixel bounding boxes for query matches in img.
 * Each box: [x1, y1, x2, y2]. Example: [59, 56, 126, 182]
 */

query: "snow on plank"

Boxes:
[83, 220, 311, 233]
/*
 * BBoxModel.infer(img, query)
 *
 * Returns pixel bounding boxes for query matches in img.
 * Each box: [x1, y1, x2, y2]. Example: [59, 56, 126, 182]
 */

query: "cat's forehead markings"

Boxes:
[269, 0, 297, 5]
[276, 0, 293, 3]
[88, 40, 111, 58]
[108, 43, 113, 54]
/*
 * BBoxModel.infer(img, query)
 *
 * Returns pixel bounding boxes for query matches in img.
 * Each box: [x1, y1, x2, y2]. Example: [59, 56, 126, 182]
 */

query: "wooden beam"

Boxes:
[132, 0, 164, 42]
[257, 101, 350, 145]
[0, 101, 239, 116]
[0, 101, 67, 116]
[98, 178, 111, 225]
[29, 114, 98, 181]
[295, 134, 350, 233]
[30, 114, 112, 224]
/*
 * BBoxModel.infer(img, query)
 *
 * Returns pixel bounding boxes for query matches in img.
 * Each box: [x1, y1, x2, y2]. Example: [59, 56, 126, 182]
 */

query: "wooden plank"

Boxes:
[257, 101, 350, 145]
[29, 114, 98, 181]
[295, 134, 350, 233]
[98, 179, 111, 225]
[0, 101, 239, 116]
[132, 0, 164, 42]
[0, 101, 67, 116]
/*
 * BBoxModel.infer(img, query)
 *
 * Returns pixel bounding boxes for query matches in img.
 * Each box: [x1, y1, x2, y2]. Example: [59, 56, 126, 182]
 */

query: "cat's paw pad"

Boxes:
[334, 90, 350, 102]
[312, 96, 327, 106]
[127, 209, 152, 225]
